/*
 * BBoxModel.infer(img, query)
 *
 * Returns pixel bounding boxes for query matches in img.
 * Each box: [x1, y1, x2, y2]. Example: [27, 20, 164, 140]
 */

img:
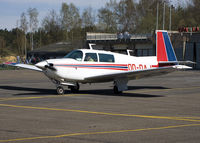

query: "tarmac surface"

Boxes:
[0, 69, 200, 143]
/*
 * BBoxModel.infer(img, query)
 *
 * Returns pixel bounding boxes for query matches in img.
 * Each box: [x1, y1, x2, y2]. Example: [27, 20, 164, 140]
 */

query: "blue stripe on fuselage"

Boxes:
[55, 64, 128, 69]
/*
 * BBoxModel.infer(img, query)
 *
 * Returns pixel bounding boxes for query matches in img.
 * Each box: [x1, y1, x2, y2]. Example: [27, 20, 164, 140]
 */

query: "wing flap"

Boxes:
[84, 67, 175, 83]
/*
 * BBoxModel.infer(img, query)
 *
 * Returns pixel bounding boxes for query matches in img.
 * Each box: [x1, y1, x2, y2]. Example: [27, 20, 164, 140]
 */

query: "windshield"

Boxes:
[63, 50, 83, 61]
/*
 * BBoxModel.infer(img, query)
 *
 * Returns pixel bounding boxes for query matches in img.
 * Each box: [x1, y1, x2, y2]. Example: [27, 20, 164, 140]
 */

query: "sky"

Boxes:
[0, 0, 185, 31]
[0, 0, 116, 30]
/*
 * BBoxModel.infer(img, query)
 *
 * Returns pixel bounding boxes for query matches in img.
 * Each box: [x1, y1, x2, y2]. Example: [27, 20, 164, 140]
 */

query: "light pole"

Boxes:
[163, 1, 165, 30]
[156, 2, 159, 30]
[169, 2, 172, 32]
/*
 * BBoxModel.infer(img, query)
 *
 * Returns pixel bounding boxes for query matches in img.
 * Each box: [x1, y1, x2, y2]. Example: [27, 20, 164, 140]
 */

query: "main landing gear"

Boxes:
[113, 78, 128, 94]
[113, 85, 122, 94]
[57, 86, 65, 95]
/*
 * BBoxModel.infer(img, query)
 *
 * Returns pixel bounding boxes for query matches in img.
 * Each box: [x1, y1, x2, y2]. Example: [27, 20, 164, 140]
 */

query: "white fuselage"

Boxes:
[38, 49, 158, 83]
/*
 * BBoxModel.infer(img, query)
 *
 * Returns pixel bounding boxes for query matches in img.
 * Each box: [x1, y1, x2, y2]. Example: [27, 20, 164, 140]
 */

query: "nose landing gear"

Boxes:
[56, 86, 65, 95]
[56, 82, 80, 95]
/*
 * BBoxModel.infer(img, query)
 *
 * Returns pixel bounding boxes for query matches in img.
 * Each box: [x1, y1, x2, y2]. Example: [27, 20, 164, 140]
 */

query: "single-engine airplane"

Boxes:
[5, 30, 192, 95]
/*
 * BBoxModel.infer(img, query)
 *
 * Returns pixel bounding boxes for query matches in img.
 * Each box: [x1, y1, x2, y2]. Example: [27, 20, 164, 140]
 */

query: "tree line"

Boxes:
[0, 0, 199, 57]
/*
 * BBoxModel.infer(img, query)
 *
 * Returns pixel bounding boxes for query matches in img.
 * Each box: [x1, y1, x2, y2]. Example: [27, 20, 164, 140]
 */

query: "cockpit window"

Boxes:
[63, 50, 83, 61]
[84, 53, 98, 62]
[99, 53, 115, 63]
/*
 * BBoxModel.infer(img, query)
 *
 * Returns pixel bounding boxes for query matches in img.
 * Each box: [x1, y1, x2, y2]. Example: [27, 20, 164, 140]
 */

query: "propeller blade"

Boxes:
[45, 62, 56, 71]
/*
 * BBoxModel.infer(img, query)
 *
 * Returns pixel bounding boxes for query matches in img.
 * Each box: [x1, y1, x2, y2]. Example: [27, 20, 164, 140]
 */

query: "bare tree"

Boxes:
[42, 10, 60, 32]
[42, 9, 63, 43]
[27, 8, 38, 50]
[82, 7, 95, 29]
[20, 12, 28, 56]
[60, 3, 81, 30]
[16, 20, 23, 56]
[60, 3, 81, 41]
[98, 0, 118, 32]
[116, 0, 137, 32]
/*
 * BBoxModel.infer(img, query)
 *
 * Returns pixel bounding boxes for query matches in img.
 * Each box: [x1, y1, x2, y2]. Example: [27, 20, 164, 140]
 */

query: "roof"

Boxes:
[29, 42, 74, 53]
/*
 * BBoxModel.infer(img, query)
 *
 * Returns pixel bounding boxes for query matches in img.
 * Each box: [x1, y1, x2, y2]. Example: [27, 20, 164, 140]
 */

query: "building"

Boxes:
[86, 31, 200, 70]
[27, 42, 73, 64]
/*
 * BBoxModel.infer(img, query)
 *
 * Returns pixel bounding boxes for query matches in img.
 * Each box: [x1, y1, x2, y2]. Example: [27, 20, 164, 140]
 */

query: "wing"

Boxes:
[84, 67, 176, 83]
[3, 62, 42, 72]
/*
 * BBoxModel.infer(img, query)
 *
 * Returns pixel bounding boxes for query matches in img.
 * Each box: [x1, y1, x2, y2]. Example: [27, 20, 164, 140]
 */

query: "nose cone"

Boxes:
[35, 61, 47, 69]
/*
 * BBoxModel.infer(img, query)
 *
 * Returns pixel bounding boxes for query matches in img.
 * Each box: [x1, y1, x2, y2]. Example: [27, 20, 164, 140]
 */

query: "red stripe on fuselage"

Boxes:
[54, 64, 128, 71]
[55, 64, 127, 66]
[76, 66, 128, 71]
[152, 65, 159, 68]
[157, 32, 168, 62]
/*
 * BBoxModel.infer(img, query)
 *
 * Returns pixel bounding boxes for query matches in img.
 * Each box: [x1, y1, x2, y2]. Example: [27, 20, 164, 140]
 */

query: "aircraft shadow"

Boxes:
[128, 85, 169, 90]
[80, 87, 167, 98]
[0, 85, 168, 98]
[0, 86, 56, 96]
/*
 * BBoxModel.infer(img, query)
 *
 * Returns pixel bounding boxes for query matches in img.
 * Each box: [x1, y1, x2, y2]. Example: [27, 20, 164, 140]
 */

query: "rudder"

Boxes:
[156, 30, 177, 62]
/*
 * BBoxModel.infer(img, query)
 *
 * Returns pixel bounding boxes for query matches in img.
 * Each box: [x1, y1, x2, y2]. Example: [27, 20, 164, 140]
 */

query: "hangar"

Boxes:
[27, 42, 72, 64]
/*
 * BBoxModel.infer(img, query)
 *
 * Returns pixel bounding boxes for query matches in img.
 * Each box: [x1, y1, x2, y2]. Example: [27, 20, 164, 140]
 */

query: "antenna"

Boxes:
[127, 50, 133, 56]
[89, 43, 96, 50]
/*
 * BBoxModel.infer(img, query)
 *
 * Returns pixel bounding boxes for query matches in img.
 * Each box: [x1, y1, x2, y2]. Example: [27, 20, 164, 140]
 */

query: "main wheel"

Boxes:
[69, 83, 80, 93]
[57, 86, 65, 95]
[113, 85, 122, 94]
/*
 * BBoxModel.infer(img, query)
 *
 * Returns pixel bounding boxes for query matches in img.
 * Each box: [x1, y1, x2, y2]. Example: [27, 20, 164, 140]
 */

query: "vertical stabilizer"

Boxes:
[156, 30, 177, 63]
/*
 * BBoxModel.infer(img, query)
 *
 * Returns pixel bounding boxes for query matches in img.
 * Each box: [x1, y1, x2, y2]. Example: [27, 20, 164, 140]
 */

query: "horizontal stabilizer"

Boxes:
[158, 61, 194, 69]
[175, 65, 192, 69]
[159, 61, 195, 64]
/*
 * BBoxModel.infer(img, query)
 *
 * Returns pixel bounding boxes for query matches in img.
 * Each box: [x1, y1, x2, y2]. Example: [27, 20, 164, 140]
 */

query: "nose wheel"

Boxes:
[55, 82, 80, 95]
[57, 86, 65, 95]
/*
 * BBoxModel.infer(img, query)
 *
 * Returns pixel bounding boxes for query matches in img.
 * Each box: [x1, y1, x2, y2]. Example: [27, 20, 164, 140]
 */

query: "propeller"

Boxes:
[45, 62, 56, 71]
[35, 60, 56, 71]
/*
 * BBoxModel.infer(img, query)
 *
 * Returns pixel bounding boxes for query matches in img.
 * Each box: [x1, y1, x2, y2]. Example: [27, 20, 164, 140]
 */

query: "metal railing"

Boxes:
[86, 32, 152, 41]
[87, 33, 117, 41]
[130, 34, 152, 40]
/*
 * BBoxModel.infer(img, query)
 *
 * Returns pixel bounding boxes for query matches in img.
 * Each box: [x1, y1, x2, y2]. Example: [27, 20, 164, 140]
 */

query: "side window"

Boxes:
[84, 53, 98, 62]
[99, 53, 115, 63]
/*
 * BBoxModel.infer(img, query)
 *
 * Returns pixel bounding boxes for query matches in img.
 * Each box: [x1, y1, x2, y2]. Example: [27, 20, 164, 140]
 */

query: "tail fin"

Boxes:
[156, 30, 177, 63]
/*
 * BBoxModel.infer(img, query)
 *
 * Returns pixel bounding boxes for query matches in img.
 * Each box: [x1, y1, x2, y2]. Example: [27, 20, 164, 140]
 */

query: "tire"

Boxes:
[57, 86, 65, 95]
[113, 86, 122, 94]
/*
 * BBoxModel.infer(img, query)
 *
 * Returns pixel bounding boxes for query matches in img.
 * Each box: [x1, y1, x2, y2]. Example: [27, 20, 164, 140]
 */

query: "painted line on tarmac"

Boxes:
[179, 117, 200, 120]
[0, 103, 199, 123]
[126, 86, 200, 94]
[0, 123, 200, 142]
[0, 94, 87, 101]
[1, 86, 199, 102]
